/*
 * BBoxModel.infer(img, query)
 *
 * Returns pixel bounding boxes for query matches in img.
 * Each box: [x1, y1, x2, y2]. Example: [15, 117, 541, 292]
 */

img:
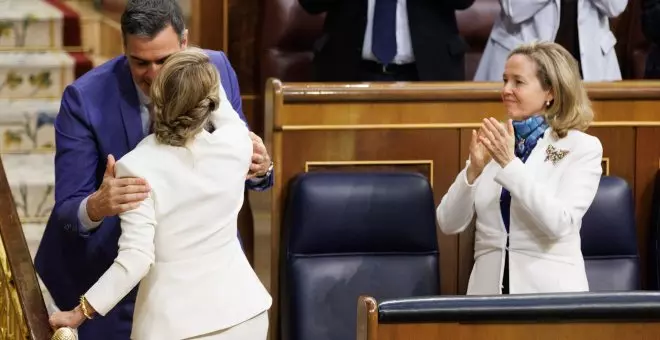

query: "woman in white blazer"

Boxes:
[438, 41, 603, 295]
[474, 0, 627, 81]
[48, 48, 272, 339]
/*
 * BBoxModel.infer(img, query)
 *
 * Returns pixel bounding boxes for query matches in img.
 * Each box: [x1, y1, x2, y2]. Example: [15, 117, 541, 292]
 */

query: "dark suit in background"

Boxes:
[642, 0, 660, 78]
[298, 0, 475, 81]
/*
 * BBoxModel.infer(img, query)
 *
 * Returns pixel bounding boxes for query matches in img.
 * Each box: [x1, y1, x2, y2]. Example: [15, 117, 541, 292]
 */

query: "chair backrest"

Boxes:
[280, 171, 440, 340]
[581, 176, 640, 291]
[259, 0, 324, 85]
[616, 0, 650, 79]
[647, 170, 660, 289]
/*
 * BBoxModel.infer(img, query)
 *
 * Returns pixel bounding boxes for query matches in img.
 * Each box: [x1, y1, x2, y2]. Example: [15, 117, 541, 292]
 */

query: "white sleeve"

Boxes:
[499, 0, 553, 24]
[84, 160, 156, 316]
[436, 160, 480, 235]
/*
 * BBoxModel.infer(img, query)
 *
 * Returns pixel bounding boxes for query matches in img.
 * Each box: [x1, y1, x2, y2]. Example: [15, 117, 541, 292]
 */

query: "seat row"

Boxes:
[278, 171, 660, 339]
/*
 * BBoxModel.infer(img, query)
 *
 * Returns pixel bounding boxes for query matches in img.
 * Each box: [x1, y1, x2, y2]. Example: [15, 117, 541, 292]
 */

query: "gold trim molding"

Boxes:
[602, 157, 610, 176]
[269, 78, 660, 102]
[279, 121, 660, 131]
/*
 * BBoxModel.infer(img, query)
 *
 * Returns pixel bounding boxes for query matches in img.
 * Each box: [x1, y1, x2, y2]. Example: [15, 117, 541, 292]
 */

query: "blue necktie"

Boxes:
[372, 0, 397, 65]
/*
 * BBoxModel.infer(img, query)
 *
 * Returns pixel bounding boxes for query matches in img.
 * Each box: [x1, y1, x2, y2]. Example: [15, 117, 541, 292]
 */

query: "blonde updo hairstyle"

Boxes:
[508, 41, 593, 138]
[150, 47, 219, 147]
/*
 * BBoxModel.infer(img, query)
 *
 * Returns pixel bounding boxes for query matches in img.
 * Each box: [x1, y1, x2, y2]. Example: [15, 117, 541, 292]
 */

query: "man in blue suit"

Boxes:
[34, 0, 273, 339]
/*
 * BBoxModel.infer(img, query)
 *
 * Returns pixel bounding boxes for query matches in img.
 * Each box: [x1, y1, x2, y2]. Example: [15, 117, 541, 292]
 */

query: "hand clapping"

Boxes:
[478, 117, 516, 168]
[466, 128, 492, 184]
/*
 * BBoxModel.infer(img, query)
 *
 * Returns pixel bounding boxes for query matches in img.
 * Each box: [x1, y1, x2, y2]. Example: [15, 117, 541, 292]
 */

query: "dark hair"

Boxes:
[121, 0, 186, 43]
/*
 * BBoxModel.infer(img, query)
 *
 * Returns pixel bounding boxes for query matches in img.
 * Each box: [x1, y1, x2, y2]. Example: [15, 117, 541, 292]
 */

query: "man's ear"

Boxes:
[180, 29, 189, 49]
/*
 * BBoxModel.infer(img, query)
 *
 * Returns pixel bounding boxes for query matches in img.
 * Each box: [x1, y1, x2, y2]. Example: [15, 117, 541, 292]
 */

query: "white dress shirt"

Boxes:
[361, 0, 415, 64]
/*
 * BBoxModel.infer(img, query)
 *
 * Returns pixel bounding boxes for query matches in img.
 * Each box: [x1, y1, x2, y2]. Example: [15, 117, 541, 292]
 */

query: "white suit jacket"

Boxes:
[436, 128, 603, 295]
[84, 87, 272, 339]
[474, 0, 627, 81]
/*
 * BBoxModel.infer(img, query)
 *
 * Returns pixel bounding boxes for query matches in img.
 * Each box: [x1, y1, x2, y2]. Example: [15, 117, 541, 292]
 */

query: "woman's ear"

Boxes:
[545, 90, 554, 103]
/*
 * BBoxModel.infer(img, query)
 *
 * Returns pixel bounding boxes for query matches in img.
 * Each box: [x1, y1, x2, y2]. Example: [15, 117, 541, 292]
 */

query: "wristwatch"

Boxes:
[257, 162, 274, 178]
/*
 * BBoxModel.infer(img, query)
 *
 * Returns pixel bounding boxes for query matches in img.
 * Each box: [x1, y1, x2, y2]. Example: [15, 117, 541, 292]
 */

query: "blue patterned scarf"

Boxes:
[501, 115, 548, 232]
[512, 115, 549, 162]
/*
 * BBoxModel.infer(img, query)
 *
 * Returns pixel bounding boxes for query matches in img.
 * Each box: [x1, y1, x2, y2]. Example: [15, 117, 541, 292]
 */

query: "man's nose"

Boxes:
[145, 64, 162, 80]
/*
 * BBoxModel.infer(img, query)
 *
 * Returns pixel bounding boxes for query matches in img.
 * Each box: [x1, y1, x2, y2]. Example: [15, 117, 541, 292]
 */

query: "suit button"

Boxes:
[64, 224, 72, 232]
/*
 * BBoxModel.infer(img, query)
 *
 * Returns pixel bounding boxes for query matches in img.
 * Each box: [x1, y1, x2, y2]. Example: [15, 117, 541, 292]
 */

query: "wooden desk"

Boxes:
[265, 79, 660, 339]
[357, 294, 660, 340]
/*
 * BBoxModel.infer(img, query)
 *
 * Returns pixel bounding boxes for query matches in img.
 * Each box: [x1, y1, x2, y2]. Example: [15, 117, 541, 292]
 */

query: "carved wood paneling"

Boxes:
[228, 0, 259, 95]
[635, 127, 660, 285]
[588, 127, 636, 186]
[241, 95, 260, 136]
[189, 0, 227, 52]
[227, 0, 261, 134]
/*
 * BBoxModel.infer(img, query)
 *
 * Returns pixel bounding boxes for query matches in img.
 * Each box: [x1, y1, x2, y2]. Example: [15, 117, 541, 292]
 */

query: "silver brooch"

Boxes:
[545, 145, 569, 165]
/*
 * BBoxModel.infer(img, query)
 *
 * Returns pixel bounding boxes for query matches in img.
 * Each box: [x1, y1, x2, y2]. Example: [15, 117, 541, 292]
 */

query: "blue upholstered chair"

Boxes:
[280, 172, 440, 340]
[581, 176, 640, 291]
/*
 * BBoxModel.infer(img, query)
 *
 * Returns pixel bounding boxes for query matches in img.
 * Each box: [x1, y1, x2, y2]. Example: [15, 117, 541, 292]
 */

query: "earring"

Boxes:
[545, 100, 551, 107]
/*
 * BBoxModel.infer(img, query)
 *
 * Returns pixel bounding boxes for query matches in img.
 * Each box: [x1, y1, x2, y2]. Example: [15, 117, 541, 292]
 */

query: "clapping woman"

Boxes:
[437, 41, 603, 294]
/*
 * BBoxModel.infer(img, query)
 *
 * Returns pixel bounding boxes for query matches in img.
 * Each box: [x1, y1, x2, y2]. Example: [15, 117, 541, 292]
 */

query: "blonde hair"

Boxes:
[150, 47, 219, 147]
[508, 41, 593, 138]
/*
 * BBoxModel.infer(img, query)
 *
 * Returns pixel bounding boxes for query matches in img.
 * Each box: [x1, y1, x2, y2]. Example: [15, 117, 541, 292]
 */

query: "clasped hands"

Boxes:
[467, 117, 516, 183]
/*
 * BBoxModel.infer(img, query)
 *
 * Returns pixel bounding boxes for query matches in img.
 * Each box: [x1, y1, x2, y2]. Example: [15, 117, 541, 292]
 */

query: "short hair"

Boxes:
[508, 41, 593, 138]
[120, 0, 185, 43]
[150, 48, 219, 147]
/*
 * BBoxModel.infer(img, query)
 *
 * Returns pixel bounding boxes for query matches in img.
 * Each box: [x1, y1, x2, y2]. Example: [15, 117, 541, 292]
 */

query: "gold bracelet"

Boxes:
[79, 296, 94, 320]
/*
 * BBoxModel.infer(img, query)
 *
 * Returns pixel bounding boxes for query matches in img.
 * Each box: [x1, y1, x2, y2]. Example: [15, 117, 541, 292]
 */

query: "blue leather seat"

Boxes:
[377, 291, 660, 323]
[648, 170, 660, 289]
[581, 176, 640, 291]
[280, 172, 440, 340]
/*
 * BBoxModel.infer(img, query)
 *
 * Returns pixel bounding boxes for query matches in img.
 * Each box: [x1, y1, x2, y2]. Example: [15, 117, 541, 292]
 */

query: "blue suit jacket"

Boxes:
[34, 50, 272, 339]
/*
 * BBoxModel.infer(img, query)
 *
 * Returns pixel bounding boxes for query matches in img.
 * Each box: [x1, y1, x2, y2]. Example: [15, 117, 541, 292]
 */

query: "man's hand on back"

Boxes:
[87, 155, 151, 222]
[246, 131, 272, 179]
